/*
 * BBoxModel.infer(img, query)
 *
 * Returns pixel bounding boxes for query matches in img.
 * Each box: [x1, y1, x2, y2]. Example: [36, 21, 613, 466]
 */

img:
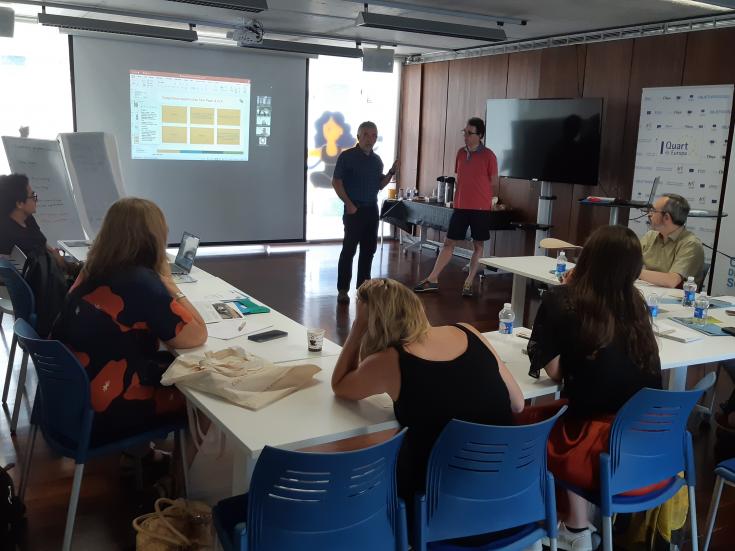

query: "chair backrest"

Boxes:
[10, 246, 28, 276]
[13, 319, 93, 461]
[606, 387, 702, 495]
[247, 429, 407, 550]
[0, 260, 35, 326]
[422, 406, 567, 543]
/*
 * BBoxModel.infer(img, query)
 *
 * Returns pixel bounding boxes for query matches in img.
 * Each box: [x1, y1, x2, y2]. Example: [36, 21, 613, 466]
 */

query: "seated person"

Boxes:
[529, 225, 662, 551]
[51, 197, 208, 444]
[331, 278, 524, 511]
[638, 193, 704, 288]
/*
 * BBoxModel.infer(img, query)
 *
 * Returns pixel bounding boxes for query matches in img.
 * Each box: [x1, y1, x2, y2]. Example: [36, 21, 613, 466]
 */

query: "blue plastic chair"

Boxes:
[702, 458, 735, 551]
[413, 406, 568, 551]
[0, 259, 36, 433]
[213, 429, 408, 551]
[558, 388, 703, 551]
[13, 319, 188, 551]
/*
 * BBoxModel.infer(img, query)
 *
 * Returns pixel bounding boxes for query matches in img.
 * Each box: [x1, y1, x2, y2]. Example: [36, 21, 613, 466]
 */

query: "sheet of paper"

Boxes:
[192, 301, 243, 324]
[208, 318, 274, 340]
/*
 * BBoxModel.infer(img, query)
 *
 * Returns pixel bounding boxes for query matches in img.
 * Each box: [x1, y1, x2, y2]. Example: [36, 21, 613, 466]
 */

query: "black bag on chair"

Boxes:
[23, 250, 69, 337]
[0, 463, 26, 549]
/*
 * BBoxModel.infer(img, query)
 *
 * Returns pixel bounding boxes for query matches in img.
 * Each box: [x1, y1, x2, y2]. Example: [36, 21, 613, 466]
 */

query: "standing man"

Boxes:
[414, 117, 498, 297]
[332, 121, 398, 304]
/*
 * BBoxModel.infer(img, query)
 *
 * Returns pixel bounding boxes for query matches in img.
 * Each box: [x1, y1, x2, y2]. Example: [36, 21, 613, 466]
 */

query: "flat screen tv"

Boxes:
[485, 98, 603, 185]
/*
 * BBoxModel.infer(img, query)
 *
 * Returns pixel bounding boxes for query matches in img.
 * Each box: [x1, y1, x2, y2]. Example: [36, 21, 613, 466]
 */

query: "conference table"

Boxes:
[478, 254, 735, 391]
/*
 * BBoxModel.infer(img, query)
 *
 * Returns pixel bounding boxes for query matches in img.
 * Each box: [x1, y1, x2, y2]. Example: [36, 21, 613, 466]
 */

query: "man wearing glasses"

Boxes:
[638, 193, 704, 288]
[414, 117, 498, 296]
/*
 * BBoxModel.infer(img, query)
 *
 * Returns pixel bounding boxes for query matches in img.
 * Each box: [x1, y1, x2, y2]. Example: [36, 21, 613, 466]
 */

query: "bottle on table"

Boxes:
[556, 250, 567, 278]
[693, 292, 709, 327]
[682, 276, 697, 308]
[498, 303, 515, 335]
[646, 293, 659, 319]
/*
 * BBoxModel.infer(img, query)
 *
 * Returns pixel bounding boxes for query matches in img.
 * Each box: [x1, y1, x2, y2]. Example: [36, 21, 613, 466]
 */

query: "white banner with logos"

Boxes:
[712, 145, 735, 296]
[629, 85, 733, 283]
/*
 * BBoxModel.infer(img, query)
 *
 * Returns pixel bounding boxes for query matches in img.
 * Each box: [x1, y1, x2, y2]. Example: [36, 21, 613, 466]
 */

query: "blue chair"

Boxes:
[559, 388, 703, 551]
[213, 429, 408, 551]
[413, 406, 568, 551]
[13, 319, 188, 551]
[0, 259, 36, 433]
[702, 458, 735, 551]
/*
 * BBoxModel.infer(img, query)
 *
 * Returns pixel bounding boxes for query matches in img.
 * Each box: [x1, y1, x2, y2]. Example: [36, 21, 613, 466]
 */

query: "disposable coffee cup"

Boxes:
[307, 328, 326, 352]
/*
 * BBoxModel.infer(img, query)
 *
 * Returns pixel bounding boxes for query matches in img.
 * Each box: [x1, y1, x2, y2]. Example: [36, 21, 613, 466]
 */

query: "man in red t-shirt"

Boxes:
[414, 117, 498, 297]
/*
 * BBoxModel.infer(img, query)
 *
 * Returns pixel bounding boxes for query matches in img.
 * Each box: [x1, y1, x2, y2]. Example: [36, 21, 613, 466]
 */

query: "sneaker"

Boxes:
[543, 523, 598, 551]
[414, 279, 439, 293]
[337, 290, 350, 304]
[462, 282, 473, 297]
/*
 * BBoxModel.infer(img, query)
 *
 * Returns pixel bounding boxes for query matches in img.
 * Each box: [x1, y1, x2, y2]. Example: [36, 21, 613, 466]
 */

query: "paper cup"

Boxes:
[307, 328, 326, 351]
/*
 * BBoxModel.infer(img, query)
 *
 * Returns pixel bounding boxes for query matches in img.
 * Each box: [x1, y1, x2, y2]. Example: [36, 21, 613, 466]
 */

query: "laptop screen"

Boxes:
[174, 232, 200, 273]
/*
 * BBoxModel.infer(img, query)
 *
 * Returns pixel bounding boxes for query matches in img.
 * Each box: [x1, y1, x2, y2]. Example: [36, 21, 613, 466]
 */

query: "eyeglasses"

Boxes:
[461, 129, 479, 136]
[27, 192, 38, 201]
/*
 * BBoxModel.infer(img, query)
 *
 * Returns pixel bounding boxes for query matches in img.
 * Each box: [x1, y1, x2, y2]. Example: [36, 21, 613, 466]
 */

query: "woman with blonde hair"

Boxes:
[332, 278, 524, 506]
[51, 197, 207, 443]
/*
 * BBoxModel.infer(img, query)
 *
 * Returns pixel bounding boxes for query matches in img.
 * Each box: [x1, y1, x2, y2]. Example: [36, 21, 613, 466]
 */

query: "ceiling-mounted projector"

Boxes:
[227, 19, 264, 45]
[166, 0, 268, 13]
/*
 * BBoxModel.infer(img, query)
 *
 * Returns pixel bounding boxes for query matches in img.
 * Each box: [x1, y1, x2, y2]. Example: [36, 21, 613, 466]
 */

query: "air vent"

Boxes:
[165, 0, 268, 13]
[38, 13, 198, 42]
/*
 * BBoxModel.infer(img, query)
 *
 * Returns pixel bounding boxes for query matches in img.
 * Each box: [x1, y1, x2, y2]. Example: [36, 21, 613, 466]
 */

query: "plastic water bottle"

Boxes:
[646, 293, 659, 319]
[499, 303, 515, 335]
[556, 250, 567, 278]
[682, 277, 697, 308]
[693, 292, 709, 326]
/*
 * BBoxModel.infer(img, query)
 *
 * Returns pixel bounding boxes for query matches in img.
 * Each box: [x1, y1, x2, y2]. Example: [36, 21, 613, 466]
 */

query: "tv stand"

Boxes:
[535, 181, 555, 255]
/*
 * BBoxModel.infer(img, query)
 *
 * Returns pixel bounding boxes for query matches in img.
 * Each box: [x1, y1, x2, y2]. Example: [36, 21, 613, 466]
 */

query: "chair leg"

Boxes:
[703, 476, 724, 551]
[2, 334, 18, 404]
[549, 537, 558, 551]
[602, 515, 613, 551]
[177, 428, 189, 498]
[62, 463, 85, 551]
[18, 424, 38, 501]
[689, 484, 699, 551]
[10, 349, 29, 433]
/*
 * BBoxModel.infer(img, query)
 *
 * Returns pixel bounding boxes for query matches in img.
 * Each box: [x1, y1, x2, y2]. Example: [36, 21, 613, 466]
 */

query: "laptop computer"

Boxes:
[624, 176, 660, 208]
[170, 232, 200, 275]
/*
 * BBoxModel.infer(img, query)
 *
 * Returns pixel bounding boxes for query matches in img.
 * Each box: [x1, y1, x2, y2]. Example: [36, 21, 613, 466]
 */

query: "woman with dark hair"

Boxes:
[308, 111, 356, 188]
[528, 225, 662, 551]
[0, 173, 57, 259]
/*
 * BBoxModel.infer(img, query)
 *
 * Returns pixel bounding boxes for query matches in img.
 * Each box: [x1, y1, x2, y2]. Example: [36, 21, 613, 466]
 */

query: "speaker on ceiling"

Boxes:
[362, 47, 394, 73]
[0, 7, 14, 38]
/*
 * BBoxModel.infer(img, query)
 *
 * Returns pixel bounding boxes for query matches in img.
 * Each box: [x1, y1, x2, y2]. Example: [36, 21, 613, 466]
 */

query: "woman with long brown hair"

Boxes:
[332, 278, 524, 510]
[528, 225, 662, 551]
[51, 197, 207, 443]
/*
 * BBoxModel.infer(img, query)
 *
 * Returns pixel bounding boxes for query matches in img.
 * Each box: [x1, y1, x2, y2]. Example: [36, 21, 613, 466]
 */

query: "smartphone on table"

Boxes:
[248, 329, 288, 343]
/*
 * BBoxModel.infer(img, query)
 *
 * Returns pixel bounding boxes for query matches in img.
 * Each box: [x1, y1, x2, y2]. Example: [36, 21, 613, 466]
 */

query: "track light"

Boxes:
[38, 13, 198, 42]
[243, 39, 363, 58]
[165, 0, 268, 13]
[356, 11, 507, 42]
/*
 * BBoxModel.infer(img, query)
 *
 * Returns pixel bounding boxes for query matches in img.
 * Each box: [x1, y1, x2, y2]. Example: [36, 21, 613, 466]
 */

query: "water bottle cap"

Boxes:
[687, 276, 694, 281]
[503, 303, 511, 308]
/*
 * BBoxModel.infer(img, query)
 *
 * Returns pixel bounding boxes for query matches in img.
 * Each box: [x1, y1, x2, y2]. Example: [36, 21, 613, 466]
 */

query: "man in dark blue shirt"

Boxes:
[332, 121, 398, 304]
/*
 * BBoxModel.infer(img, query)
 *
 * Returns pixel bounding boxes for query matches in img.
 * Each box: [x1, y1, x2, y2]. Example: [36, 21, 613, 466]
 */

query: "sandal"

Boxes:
[414, 279, 439, 293]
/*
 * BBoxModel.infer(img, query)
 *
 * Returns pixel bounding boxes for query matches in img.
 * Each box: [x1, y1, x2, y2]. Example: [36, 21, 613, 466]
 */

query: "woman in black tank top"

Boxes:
[332, 278, 524, 506]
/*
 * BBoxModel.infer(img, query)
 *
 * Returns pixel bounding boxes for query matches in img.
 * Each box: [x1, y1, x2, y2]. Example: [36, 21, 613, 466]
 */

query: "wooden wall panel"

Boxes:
[569, 40, 634, 244]
[398, 64, 422, 190]
[620, 34, 687, 212]
[417, 62, 449, 194]
[538, 45, 588, 246]
[442, 55, 509, 190]
[682, 28, 735, 85]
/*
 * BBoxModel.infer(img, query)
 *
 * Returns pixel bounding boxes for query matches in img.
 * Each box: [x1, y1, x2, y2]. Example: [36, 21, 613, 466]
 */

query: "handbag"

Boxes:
[133, 497, 213, 551]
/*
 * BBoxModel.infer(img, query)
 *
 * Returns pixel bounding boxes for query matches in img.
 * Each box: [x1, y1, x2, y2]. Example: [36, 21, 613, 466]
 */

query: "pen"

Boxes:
[238, 320, 247, 331]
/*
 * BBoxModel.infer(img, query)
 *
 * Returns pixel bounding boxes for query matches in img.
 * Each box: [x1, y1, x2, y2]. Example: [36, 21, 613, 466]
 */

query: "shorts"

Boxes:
[446, 209, 491, 241]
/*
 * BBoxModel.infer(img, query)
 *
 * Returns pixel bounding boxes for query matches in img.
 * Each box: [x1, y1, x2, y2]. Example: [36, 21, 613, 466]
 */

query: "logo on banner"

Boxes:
[660, 140, 690, 156]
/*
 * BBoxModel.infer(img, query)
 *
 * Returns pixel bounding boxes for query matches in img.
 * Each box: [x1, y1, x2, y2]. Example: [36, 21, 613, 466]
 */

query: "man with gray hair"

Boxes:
[332, 121, 398, 304]
[639, 193, 704, 288]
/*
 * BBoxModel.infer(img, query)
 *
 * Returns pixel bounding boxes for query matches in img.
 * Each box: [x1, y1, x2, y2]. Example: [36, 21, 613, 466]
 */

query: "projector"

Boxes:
[227, 19, 264, 46]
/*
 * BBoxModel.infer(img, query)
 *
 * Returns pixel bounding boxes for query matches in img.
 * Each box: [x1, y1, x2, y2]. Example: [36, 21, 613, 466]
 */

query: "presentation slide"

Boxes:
[71, 36, 307, 244]
[130, 70, 251, 161]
